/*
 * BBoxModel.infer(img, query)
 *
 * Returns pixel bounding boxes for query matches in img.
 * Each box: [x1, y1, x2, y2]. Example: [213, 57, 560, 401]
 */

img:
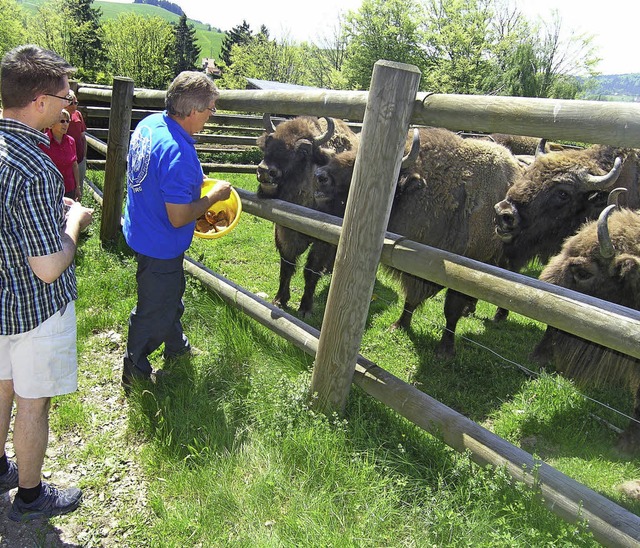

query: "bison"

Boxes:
[532, 201, 640, 453]
[256, 115, 359, 317]
[314, 126, 522, 357]
[494, 144, 639, 274]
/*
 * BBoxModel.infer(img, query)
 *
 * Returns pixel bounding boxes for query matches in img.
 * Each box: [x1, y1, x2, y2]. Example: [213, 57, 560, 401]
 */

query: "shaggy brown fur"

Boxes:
[256, 116, 359, 317]
[495, 145, 640, 273]
[534, 208, 640, 453]
[315, 127, 522, 357]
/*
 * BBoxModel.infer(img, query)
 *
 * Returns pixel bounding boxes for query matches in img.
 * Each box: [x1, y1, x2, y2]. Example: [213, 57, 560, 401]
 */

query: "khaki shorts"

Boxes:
[0, 302, 78, 398]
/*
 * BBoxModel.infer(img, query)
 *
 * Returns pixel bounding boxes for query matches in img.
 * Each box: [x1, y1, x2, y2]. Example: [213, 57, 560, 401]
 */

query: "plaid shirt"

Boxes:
[0, 118, 76, 335]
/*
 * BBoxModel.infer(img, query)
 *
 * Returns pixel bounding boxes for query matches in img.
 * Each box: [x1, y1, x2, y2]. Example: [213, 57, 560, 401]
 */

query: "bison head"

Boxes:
[540, 205, 640, 309]
[494, 145, 624, 271]
[256, 115, 335, 200]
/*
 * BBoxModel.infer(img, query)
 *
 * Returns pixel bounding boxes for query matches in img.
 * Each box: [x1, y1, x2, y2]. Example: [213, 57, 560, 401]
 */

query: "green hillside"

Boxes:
[16, 0, 225, 61]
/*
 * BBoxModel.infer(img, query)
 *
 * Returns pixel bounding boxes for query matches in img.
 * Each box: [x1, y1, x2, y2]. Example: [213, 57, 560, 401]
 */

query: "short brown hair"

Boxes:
[1, 44, 74, 109]
[165, 71, 219, 118]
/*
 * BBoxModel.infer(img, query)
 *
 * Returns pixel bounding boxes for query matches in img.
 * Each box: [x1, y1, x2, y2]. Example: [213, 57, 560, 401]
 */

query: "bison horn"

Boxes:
[597, 204, 617, 258]
[535, 138, 547, 157]
[313, 117, 335, 147]
[263, 113, 276, 134]
[607, 187, 627, 206]
[582, 156, 623, 189]
[401, 128, 420, 169]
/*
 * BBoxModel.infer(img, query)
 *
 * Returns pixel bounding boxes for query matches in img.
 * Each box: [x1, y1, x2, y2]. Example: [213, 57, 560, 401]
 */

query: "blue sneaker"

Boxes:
[0, 460, 18, 494]
[9, 482, 82, 521]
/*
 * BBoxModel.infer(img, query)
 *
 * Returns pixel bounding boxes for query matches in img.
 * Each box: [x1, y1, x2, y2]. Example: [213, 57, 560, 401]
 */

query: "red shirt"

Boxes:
[67, 110, 87, 162]
[39, 131, 77, 193]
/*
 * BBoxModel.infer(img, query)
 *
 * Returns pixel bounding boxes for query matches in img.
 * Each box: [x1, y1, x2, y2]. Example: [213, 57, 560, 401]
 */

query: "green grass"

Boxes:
[50, 169, 640, 545]
[17, 0, 225, 62]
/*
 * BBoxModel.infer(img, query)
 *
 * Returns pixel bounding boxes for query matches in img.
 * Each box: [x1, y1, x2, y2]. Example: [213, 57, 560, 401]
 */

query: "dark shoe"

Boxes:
[9, 482, 82, 521]
[122, 365, 169, 392]
[0, 460, 19, 494]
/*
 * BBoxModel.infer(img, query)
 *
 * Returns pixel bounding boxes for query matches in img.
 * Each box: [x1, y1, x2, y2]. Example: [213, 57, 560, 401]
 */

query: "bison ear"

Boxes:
[612, 255, 640, 289]
[314, 147, 336, 166]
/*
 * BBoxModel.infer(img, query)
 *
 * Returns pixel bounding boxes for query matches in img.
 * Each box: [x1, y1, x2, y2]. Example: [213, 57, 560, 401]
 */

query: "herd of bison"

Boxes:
[253, 114, 640, 454]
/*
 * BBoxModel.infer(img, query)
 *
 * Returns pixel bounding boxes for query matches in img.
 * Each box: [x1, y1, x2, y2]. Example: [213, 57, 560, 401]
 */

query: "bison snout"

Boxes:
[314, 167, 329, 185]
[494, 200, 520, 242]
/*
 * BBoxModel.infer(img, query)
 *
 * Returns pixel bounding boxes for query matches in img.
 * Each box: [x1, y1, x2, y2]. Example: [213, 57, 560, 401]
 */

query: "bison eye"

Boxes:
[570, 264, 594, 284]
[555, 189, 570, 202]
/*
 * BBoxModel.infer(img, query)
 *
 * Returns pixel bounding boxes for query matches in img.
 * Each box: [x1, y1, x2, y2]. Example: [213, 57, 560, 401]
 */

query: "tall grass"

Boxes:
[60, 170, 639, 546]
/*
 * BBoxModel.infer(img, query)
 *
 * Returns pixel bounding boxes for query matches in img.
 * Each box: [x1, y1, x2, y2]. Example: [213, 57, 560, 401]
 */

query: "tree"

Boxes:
[342, 0, 427, 90]
[421, 0, 497, 94]
[103, 13, 174, 88]
[0, 0, 27, 60]
[218, 36, 310, 90]
[26, 0, 71, 62]
[219, 20, 253, 67]
[63, 0, 105, 79]
[172, 13, 201, 76]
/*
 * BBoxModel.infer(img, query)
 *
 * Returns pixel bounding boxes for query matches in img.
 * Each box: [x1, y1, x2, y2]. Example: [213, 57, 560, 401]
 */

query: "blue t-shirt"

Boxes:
[123, 112, 203, 259]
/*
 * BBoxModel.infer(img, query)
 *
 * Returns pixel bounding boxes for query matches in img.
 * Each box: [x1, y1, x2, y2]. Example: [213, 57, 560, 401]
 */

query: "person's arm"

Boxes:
[165, 180, 231, 228]
[28, 202, 94, 284]
[72, 160, 81, 200]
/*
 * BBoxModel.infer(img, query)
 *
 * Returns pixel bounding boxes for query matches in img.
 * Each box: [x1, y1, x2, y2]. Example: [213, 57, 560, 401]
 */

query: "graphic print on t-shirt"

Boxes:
[128, 126, 152, 192]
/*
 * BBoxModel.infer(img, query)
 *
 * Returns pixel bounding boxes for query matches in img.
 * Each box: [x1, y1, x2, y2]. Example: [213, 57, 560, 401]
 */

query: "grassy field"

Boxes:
[26, 169, 637, 545]
[17, 0, 225, 62]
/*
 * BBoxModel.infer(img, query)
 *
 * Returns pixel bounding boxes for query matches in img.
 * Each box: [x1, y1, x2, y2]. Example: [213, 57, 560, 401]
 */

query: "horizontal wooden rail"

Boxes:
[78, 84, 640, 147]
[234, 188, 640, 361]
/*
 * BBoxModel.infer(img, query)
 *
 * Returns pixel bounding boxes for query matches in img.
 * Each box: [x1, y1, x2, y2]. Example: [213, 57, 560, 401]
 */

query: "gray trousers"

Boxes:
[124, 253, 189, 375]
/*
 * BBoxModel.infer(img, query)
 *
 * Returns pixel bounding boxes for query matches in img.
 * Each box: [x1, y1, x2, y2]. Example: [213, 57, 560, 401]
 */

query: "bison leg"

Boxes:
[391, 274, 442, 331]
[273, 225, 311, 309]
[435, 290, 477, 359]
[493, 307, 510, 322]
[616, 385, 640, 455]
[299, 241, 337, 318]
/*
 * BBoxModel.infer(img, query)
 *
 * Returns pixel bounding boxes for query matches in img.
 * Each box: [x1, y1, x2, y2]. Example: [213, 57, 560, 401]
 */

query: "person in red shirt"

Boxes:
[39, 109, 80, 200]
[66, 90, 86, 200]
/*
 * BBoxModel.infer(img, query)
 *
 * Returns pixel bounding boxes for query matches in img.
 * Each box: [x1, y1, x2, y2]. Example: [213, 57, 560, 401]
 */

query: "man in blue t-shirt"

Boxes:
[122, 71, 231, 387]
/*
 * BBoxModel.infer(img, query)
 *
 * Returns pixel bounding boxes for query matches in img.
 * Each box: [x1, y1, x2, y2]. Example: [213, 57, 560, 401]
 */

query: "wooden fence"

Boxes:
[76, 62, 640, 546]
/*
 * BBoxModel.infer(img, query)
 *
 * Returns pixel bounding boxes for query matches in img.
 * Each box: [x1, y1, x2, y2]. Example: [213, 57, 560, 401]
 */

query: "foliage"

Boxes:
[171, 13, 201, 76]
[102, 13, 174, 88]
[218, 35, 310, 89]
[219, 19, 253, 68]
[63, 0, 105, 81]
[0, 0, 28, 60]
[342, 0, 427, 90]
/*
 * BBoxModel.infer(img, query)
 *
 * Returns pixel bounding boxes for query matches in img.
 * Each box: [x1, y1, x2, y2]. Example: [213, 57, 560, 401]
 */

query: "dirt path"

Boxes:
[0, 331, 152, 547]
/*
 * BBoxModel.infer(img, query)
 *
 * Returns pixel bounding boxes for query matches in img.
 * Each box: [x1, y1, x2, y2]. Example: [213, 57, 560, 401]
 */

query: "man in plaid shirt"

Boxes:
[0, 44, 93, 522]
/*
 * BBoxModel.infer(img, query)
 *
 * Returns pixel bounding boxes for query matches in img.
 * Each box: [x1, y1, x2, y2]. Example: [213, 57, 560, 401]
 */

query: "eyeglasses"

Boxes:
[207, 107, 217, 115]
[45, 93, 74, 104]
[59, 119, 70, 124]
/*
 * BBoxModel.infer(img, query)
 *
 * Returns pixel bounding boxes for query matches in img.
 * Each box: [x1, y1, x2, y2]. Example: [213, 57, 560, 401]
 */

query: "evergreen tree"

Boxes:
[63, 0, 104, 77]
[220, 20, 253, 67]
[172, 13, 200, 76]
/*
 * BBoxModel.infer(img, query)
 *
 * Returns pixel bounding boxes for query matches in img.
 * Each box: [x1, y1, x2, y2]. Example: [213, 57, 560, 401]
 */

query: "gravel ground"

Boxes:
[0, 331, 153, 547]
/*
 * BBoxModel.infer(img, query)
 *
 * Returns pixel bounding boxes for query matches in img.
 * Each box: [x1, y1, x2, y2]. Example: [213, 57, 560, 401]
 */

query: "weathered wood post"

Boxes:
[310, 60, 421, 415]
[100, 76, 134, 242]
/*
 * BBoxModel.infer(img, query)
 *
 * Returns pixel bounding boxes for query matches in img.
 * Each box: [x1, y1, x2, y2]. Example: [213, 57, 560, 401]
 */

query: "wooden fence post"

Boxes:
[100, 77, 134, 242]
[309, 60, 421, 415]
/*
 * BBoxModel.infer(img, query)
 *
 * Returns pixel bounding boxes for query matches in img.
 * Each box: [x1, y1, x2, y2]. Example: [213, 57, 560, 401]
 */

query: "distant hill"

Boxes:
[16, 0, 225, 61]
[579, 74, 640, 102]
